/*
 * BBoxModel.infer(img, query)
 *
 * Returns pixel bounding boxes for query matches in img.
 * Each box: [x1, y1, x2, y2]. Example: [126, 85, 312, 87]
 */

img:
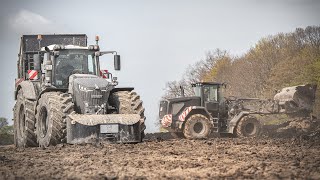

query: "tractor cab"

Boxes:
[192, 82, 225, 118]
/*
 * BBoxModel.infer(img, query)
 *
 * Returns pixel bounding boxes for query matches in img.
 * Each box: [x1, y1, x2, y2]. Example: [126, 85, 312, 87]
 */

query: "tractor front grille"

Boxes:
[79, 90, 108, 106]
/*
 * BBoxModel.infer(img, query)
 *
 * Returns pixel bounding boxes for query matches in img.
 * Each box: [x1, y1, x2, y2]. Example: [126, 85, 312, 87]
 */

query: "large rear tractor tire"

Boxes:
[109, 90, 146, 141]
[183, 114, 212, 139]
[36, 92, 74, 147]
[13, 89, 37, 147]
[235, 115, 261, 137]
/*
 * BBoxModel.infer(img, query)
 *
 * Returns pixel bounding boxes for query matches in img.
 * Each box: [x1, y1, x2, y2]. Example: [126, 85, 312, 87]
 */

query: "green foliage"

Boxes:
[0, 117, 14, 145]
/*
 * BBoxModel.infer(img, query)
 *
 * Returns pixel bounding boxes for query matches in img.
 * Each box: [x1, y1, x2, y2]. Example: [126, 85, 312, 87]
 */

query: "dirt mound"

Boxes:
[261, 117, 320, 140]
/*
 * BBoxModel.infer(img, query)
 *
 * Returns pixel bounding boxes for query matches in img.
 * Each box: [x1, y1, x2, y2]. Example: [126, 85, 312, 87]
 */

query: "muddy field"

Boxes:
[1, 128, 320, 180]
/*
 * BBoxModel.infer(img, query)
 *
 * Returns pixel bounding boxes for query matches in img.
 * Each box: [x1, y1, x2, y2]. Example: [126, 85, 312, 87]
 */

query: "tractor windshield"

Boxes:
[54, 49, 96, 88]
[193, 86, 201, 97]
[203, 85, 218, 102]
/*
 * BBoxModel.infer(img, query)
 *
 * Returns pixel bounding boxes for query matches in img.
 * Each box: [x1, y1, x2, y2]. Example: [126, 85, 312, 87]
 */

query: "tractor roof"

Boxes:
[192, 82, 223, 86]
[41, 44, 90, 52]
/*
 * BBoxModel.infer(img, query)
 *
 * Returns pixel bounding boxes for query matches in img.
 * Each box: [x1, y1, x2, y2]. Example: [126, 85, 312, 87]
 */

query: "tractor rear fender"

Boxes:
[178, 106, 213, 128]
[34, 88, 68, 115]
[110, 87, 134, 94]
[15, 81, 37, 100]
[228, 111, 250, 133]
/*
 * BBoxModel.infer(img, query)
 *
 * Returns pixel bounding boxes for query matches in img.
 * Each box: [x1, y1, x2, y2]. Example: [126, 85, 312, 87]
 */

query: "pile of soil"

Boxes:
[262, 117, 320, 140]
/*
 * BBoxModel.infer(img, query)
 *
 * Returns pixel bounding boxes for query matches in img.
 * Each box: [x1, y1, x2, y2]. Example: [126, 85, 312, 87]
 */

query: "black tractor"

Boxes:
[159, 82, 262, 139]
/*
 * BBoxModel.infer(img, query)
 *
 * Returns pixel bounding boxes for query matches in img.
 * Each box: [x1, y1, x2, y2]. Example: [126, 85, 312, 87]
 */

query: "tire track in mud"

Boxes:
[1, 134, 320, 179]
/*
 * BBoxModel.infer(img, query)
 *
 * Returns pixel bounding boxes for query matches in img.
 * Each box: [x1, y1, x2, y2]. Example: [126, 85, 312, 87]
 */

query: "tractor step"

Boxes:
[212, 118, 219, 132]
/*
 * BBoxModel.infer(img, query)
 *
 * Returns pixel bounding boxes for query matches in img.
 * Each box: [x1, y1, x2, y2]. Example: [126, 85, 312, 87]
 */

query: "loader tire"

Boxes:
[183, 114, 212, 139]
[109, 90, 146, 141]
[13, 89, 37, 147]
[235, 115, 261, 137]
[36, 92, 74, 147]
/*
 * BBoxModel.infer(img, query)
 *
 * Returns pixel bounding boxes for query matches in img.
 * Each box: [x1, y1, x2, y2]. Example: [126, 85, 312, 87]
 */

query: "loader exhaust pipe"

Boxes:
[180, 86, 185, 97]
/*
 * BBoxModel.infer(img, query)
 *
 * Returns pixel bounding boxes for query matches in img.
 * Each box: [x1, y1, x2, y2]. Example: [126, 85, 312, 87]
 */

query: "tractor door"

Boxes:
[203, 85, 219, 118]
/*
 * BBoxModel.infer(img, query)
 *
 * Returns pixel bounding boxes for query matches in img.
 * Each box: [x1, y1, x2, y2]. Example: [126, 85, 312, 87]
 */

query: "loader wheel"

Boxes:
[109, 90, 146, 141]
[36, 92, 74, 147]
[183, 114, 212, 139]
[13, 89, 37, 147]
[235, 115, 261, 137]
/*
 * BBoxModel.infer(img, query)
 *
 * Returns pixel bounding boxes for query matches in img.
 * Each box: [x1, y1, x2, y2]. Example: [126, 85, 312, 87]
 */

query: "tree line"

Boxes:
[0, 117, 14, 145]
[163, 26, 320, 118]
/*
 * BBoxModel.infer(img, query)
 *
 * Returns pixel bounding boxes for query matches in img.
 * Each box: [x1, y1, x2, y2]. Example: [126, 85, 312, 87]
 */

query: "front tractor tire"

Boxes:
[109, 90, 146, 141]
[183, 114, 212, 139]
[235, 115, 261, 137]
[13, 90, 37, 147]
[36, 92, 74, 147]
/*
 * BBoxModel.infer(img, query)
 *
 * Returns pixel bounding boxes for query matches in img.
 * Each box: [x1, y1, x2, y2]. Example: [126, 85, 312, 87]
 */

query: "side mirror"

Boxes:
[114, 55, 121, 71]
[33, 54, 41, 70]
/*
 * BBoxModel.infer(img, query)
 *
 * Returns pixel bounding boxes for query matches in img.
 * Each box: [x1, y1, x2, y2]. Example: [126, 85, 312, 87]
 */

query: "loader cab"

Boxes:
[192, 82, 224, 118]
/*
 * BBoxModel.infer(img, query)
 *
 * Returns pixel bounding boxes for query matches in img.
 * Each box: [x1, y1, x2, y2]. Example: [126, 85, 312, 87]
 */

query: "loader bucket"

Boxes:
[66, 114, 142, 144]
[274, 84, 317, 116]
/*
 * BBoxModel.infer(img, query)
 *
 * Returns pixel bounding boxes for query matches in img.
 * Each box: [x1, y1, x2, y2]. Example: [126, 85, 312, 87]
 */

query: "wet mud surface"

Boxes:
[1, 131, 320, 180]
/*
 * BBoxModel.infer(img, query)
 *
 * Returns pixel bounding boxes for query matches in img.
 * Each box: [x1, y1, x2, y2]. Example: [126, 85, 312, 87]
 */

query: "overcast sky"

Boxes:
[0, 0, 319, 132]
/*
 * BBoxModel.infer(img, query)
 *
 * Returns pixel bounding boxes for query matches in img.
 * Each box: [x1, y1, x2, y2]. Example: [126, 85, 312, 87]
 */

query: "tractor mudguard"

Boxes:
[15, 81, 37, 100]
[179, 106, 212, 122]
[111, 87, 134, 93]
[227, 111, 250, 133]
[175, 106, 213, 130]
[160, 106, 212, 130]
[67, 114, 142, 144]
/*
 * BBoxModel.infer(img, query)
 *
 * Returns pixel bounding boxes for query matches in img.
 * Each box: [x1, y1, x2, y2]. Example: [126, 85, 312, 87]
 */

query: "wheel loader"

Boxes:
[159, 82, 317, 139]
[14, 34, 146, 148]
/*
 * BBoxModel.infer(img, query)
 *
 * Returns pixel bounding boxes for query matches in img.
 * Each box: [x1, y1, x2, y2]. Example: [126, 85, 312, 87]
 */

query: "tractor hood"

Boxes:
[68, 74, 114, 114]
[159, 96, 201, 119]
[68, 74, 112, 93]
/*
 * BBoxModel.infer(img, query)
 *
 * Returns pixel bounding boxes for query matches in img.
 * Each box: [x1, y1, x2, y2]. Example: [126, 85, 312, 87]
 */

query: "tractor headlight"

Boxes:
[53, 45, 61, 50]
[88, 45, 94, 50]
[94, 45, 100, 50]
[78, 84, 87, 91]
[88, 45, 100, 50]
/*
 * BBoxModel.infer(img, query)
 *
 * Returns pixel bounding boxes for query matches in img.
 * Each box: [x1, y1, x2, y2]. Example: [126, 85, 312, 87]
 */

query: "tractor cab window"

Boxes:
[193, 86, 201, 97]
[203, 85, 218, 102]
[54, 49, 96, 88]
